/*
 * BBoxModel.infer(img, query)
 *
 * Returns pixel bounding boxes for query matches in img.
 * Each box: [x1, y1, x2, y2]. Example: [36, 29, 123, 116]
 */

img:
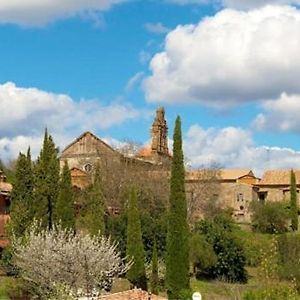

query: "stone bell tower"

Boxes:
[151, 107, 169, 156]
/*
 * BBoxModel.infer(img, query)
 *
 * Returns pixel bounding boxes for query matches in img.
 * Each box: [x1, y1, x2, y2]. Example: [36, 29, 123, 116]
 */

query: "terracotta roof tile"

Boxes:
[258, 170, 300, 185]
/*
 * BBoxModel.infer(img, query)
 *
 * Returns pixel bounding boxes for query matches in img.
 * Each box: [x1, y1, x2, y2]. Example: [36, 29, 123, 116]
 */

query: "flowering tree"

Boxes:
[12, 224, 131, 299]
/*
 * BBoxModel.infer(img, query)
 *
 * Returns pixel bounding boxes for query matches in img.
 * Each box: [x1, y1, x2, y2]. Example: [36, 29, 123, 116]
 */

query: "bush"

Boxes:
[250, 201, 290, 234]
[196, 214, 248, 283]
[243, 283, 298, 300]
[190, 233, 217, 277]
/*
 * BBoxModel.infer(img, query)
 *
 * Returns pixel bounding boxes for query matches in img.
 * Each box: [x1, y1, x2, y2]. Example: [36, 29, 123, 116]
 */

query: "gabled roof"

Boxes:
[70, 167, 88, 177]
[258, 170, 300, 185]
[220, 169, 254, 180]
[61, 131, 117, 156]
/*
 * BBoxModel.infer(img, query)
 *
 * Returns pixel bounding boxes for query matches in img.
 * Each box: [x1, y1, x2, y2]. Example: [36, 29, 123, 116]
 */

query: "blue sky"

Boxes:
[2, 0, 300, 174]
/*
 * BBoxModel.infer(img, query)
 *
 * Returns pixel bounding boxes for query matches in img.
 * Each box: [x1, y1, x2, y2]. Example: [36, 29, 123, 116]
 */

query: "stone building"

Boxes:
[60, 107, 172, 190]
[0, 170, 12, 248]
[256, 170, 300, 203]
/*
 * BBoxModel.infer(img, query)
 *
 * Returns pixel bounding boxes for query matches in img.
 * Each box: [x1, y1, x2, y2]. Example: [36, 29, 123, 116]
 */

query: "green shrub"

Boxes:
[250, 201, 290, 234]
[243, 284, 298, 300]
[196, 214, 248, 283]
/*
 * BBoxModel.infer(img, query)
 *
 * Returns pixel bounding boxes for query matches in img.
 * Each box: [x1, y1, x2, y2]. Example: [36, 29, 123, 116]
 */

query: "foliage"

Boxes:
[126, 186, 147, 290]
[243, 283, 298, 300]
[33, 130, 60, 230]
[190, 233, 217, 277]
[150, 240, 159, 294]
[0, 277, 28, 300]
[250, 201, 290, 234]
[146, 258, 166, 292]
[9, 148, 34, 238]
[166, 116, 190, 299]
[277, 233, 300, 290]
[197, 214, 248, 283]
[11, 223, 130, 299]
[233, 230, 273, 267]
[79, 164, 105, 236]
[55, 161, 75, 230]
[290, 170, 299, 231]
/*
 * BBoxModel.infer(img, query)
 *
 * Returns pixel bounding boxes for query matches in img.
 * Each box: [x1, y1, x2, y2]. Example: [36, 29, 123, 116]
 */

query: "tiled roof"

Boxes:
[258, 170, 300, 185]
[186, 169, 254, 181]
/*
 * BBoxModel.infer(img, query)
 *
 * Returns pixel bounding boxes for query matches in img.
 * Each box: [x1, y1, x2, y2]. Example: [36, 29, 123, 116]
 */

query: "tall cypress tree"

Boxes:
[55, 161, 75, 230]
[166, 116, 190, 299]
[83, 163, 105, 236]
[9, 148, 33, 237]
[126, 186, 147, 290]
[151, 240, 159, 295]
[290, 169, 298, 231]
[33, 130, 60, 230]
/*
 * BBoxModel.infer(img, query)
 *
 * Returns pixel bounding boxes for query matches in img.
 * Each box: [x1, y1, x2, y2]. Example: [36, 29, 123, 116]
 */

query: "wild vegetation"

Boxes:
[1, 120, 300, 300]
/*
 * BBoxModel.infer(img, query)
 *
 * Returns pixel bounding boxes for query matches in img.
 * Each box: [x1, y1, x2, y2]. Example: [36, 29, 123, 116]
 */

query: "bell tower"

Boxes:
[151, 107, 169, 155]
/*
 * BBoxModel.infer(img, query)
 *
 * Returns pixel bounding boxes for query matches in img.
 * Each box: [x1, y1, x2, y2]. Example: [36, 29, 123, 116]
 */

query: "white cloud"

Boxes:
[144, 22, 171, 34]
[222, 0, 300, 9]
[184, 124, 300, 175]
[125, 72, 144, 92]
[144, 5, 300, 107]
[167, 0, 300, 9]
[0, 82, 144, 161]
[0, 0, 126, 26]
[253, 93, 300, 132]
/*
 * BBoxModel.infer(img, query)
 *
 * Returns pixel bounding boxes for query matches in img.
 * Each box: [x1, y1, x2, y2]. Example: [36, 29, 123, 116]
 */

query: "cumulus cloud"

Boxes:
[184, 124, 300, 175]
[253, 93, 300, 132]
[0, 82, 144, 160]
[0, 0, 126, 26]
[144, 5, 300, 107]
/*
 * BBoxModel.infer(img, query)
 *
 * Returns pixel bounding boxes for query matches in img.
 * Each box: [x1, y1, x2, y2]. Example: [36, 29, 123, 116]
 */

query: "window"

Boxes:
[237, 193, 244, 202]
[84, 163, 93, 173]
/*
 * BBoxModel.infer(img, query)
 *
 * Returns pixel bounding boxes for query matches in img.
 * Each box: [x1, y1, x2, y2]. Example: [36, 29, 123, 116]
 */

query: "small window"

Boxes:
[240, 205, 244, 211]
[237, 193, 244, 202]
[84, 163, 93, 173]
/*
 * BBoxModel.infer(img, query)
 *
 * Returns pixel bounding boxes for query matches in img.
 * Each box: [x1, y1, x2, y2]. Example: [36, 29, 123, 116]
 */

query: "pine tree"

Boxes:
[83, 163, 105, 236]
[9, 148, 34, 237]
[166, 116, 190, 299]
[55, 161, 75, 230]
[33, 130, 60, 230]
[126, 186, 147, 290]
[150, 240, 159, 295]
[290, 169, 298, 231]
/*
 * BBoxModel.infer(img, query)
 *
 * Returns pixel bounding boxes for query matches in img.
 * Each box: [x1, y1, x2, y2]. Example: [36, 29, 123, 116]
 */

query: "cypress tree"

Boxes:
[83, 163, 105, 236]
[166, 116, 190, 299]
[9, 148, 34, 237]
[55, 161, 75, 230]
[126, 186, 147, 290]
[290, 169, 298, 231]
[33, 130, 60, 230]
[150, 240, 159, 295]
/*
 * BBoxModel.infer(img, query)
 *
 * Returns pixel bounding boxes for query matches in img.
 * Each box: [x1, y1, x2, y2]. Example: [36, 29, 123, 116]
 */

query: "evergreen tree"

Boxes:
[126, 186, 147, 290]
[9, 148, 34, 237]
[290, 169, 298, 231]
[55, 161, 75, 230]
[166, 116, 190, 299]
[150, 240, 159, 295]
[33, 130, 60, 230]
[82, 164, 105, 236]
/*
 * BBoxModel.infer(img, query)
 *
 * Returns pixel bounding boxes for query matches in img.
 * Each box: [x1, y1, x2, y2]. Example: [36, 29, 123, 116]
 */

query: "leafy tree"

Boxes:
[251, 201, 289, 234]
[9, 148, 34, 237]
[126, 186, 147, 290]
[55, 161, 75, 230]
[197, 214, 248, 283]
[166, 116, 190, 299]
[80, 164, 105, 236]
[290, 170, 298, 231]
[33, 130, 60, 230]
[150, 240, 159, 295]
